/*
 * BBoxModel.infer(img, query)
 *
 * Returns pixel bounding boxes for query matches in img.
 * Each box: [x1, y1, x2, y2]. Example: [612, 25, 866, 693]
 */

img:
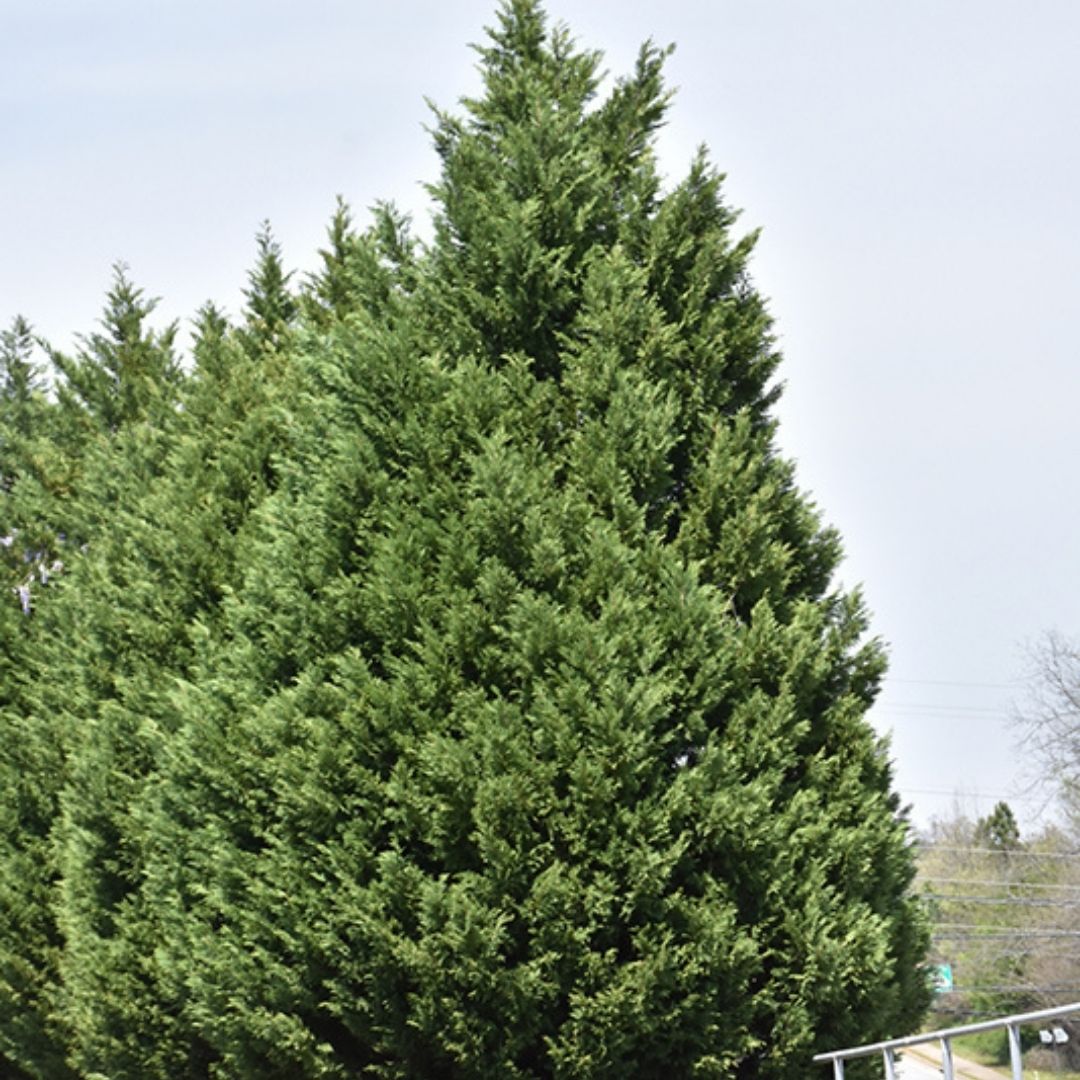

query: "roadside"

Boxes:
[904, 1042, 1007, 1079]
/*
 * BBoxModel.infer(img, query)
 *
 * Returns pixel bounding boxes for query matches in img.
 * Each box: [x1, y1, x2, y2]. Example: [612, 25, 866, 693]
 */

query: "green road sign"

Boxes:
[931, 964, 954, 994]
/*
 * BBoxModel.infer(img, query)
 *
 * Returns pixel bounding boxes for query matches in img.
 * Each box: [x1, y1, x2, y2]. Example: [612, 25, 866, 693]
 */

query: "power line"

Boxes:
[933, 923, 1080, 933]
[933, 930, 1080, 940]
[922, 893, 1080, 909]
[875, 711, 1011, 724]
[879, 703, 1009, 715]
[885, 678, 1021, 690]
[933, 1007, 1080, 1019]
[931, 947, 1080, 961]
[921, 877, 1080, 893]
[903, 788, 1041, 802]
[920, 845, 1080, 861]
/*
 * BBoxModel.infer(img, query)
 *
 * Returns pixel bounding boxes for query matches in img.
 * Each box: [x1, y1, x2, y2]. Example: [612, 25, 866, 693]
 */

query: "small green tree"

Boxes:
[974, 801, 1021, 853]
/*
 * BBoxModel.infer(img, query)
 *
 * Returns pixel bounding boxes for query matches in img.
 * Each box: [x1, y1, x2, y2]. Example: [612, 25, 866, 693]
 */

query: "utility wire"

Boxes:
[920, 845, 1080, 861]
[933, 923, 1080, 933]
[921, 893, 1080, 908]
[930, 947, 1080, 960]
[884, 678, 1021, 690]
[879, 703, 1009, 715]
[904, 788, 1042, 802]
[920, 878, 1080, 893]
[933, 931, 1080, 941]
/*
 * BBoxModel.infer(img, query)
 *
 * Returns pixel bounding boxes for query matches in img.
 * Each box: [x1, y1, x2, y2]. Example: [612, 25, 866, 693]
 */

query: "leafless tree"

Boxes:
[1016, 630, 1080, 828]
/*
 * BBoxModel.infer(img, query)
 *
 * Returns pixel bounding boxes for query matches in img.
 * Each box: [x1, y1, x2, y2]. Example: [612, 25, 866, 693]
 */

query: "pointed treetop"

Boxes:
[242, 222, 297, 351]
[371, 200, 416, 276]
[50, 264, 181, 432]
[467, 0, 602, 128]
[481, 0, 548, 66]
[304, 199, 361, 327]
[1, 316, 44, 406]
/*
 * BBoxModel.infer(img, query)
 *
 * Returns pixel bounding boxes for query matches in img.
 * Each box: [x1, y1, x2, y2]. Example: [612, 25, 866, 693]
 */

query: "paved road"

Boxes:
[819, 1049, 1002, 1079]
[821, 1056, 1001, 1079]
[816, 1053, 943, 1078]
[819, 1046, 1006, 1079]
[895, 1052, 947, 1079]
[893, 1046, 1006, 1079]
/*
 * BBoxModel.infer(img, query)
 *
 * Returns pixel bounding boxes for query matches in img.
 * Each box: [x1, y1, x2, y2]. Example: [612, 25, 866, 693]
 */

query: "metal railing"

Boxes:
[812, 1001, 1080, 1078]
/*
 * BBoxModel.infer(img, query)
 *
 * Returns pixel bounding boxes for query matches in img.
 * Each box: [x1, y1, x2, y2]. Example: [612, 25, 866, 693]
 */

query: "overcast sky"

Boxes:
[4, 1, 1077, 834]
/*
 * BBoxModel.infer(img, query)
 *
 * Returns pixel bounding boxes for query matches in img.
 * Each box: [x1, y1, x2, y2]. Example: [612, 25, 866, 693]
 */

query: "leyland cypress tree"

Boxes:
[4, 3, 928, 1075]
[120, 3, 928, 1077]
[0, 319, 75, 1078]
[0, 270, 191, 1078]
[0, 316, 72, 613]
[31, 235, 310, 1077]
[28, 218, 419, 1077]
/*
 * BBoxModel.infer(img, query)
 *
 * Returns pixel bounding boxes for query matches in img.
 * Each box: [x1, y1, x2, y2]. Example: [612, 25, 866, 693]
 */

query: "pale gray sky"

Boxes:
[4, 1, 1078, 833]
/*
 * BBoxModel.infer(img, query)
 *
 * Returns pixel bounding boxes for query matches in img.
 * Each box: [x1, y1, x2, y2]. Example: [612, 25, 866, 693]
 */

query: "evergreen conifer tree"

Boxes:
[0, 271, 187, 1077]
[122, 4, 927, 1076]
[35, 253, 312, 1076]
[21, 218, 409, 1076]
[0, 328, 76, 1078]
[0, 267, 190, 1071]
[0, 318, 84, 1075]
[0, 4, 929, 1076]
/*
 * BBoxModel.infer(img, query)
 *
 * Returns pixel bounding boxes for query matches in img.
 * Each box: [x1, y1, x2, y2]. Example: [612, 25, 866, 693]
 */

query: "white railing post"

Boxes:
[883, 1047, 898, 1079]
[1007, 1022, 1023, 1080]
[940, 1036, 955, 1080]
[832, 1059, 844, 1080]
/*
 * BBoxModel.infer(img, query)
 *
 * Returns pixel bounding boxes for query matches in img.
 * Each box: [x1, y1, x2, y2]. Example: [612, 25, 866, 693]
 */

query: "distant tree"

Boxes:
[918, 812, 1023, 1037]
[1016, 630, 1080, 828]
[974, 801, 1021, 852]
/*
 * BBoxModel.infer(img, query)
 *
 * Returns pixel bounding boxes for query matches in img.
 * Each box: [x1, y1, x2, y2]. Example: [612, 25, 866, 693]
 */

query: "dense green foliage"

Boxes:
[0, 3, 929, 1076]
